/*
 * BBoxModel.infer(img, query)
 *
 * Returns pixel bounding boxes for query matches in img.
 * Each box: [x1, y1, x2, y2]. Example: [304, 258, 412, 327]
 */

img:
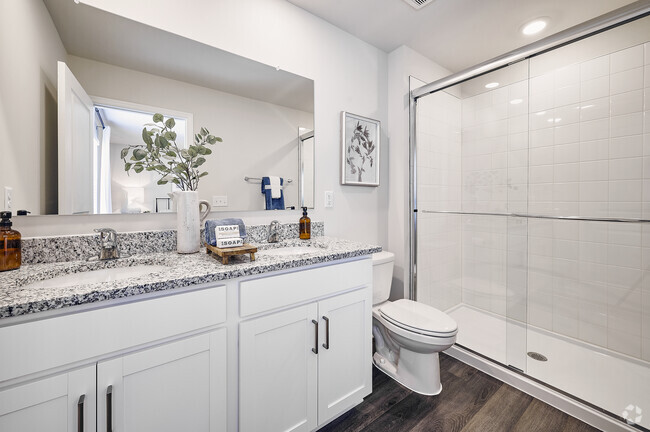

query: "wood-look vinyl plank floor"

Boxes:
[318, 354, 602, 432]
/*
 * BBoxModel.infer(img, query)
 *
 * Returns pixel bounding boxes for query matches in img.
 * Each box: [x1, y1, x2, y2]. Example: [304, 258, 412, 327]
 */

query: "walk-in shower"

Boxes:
[411, 2, 650, 430]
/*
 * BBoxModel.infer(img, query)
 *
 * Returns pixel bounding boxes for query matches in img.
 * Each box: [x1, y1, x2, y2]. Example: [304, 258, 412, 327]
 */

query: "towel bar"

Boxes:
[244, 176, 293, 184]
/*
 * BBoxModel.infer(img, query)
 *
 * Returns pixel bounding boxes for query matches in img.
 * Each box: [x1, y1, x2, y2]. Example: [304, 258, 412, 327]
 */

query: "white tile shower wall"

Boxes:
[458, 78, 529, 322]
[460, 79, 529, 214]
[416, 213, 462, 311]
[416, 92, 462, 311]
[417, 92, 462, 212]
[527, 219, 649, 361]
[528, 43, 650, 220]
[524, 41, 650, 361]
[453, 41, 650, 362]
[460, 214, 508, 316]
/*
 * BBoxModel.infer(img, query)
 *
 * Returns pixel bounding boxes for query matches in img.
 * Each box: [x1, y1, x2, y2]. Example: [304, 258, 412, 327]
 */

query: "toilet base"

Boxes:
[373, 351, 442, 396]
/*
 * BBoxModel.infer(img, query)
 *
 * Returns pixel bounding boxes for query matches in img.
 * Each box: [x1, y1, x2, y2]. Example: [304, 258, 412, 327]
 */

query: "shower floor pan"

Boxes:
[447, 304, 650, 430]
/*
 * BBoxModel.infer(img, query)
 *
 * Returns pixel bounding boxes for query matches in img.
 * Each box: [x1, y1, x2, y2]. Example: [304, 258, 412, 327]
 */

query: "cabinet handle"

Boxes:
[322, 316, 330, 350]
[106, 385, 113, 432]
[311, 319, 319, 354]
[77, 394, 85, 432]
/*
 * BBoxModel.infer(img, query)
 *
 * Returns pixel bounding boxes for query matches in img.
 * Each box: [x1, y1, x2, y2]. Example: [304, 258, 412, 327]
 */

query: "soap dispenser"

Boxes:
[0, 211, 21, 271]
[299, 207, 311, 240]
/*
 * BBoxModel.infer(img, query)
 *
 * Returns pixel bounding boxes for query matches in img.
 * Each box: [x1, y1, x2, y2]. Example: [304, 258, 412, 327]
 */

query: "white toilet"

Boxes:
[371, 251, 458, 395]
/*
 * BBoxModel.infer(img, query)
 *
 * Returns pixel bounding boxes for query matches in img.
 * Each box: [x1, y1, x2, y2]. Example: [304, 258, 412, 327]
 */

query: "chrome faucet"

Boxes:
[267, 220, 281, 243]
[95, 228, 121, 260]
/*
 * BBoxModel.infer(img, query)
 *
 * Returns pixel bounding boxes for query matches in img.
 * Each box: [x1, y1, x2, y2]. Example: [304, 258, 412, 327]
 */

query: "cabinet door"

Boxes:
[317, 289, 372, 425]
[0, 365, 96, 432]
[240, 303, 318, 432]
[97, 329, 226, 432]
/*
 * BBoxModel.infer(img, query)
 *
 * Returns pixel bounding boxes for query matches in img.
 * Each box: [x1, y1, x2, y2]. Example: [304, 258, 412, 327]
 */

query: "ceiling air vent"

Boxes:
[401, 0, 434, 10]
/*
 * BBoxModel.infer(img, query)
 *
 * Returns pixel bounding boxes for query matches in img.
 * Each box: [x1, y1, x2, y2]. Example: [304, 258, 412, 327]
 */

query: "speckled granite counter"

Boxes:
[0, 236, 381, 319]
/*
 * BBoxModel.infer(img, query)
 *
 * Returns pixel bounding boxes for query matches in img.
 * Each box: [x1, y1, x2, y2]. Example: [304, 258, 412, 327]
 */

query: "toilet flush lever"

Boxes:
[322, 316, 330, 350]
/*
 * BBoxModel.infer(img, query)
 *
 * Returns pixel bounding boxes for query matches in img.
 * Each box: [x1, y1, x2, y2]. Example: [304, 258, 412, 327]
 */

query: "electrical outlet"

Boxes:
[324, 191, 333, 208]
[3, 186, 12, 211]
[212, 195, 228, 207]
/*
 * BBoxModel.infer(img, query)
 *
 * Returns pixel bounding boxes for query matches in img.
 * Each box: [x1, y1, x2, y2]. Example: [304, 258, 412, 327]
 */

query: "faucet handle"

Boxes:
[94, 228, 117, 245]
[94, 228, 120, 260]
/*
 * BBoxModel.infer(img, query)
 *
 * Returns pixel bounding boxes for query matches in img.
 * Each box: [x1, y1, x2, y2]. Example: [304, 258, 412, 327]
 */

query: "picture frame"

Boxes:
[155, 197, 172, 213]
[341, 111, 380, 186]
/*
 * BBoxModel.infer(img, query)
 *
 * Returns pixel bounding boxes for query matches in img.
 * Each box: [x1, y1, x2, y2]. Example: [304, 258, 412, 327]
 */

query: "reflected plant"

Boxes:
[346, 121, 375, 182]
[121, 113, 222, 191]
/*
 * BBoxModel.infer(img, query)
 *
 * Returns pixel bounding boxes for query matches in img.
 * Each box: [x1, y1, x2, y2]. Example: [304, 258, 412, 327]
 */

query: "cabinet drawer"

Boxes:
[240, 258, 371, 317]
[0, 285, 226, 383]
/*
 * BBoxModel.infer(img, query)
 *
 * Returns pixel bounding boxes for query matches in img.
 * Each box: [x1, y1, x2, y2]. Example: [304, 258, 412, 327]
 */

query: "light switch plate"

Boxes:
[212, 195, 228, 207]
[324, 191, 333, 208]
[3, 186, 12, 211]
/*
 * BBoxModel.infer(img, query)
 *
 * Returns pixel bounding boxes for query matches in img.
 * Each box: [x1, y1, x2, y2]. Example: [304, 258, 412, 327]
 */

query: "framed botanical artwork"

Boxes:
[341, 111, 380, 186]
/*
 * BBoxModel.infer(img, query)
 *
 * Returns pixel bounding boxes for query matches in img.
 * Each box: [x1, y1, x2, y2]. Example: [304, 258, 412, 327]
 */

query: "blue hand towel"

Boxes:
[261, 176, 285, 210]
[205, 218, 247, 246]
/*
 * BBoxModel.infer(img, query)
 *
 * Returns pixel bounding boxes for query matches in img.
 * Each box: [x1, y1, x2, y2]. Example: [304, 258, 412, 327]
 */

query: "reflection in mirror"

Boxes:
[0, 0, 314, 215]
[94, 101, 191, 214]
[299, 128, 315, 209]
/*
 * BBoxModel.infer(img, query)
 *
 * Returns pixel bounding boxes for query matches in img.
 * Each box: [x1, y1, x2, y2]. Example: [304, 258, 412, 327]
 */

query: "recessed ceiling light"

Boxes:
[522, 18, 548, 36]
[510, 99, 523, 105]
[485, 82, 499, 89]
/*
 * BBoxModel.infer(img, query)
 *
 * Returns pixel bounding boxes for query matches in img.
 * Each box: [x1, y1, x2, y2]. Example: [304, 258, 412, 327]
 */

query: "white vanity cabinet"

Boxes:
[0, 254, 375, 432]
[238, 259, 372, 432]
[0, 285, 228, 432]
[0, 365, 96, 432]
[97, 328, 226, 432]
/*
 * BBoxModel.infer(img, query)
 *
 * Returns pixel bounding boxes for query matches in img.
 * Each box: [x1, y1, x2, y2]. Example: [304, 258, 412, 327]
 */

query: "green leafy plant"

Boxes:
[121, 113, 222, 191]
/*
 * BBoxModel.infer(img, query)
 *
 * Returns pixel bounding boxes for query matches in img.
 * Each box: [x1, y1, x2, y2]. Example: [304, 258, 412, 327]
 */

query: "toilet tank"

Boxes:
[372, 251, 394, 305]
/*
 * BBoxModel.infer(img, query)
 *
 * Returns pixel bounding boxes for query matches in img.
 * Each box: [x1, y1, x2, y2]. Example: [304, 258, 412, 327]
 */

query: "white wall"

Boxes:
[0, 1, 66, 215]
[386, 46, 451, 299]
[68, 55, 312, 212]
[15, 0, 388, 245]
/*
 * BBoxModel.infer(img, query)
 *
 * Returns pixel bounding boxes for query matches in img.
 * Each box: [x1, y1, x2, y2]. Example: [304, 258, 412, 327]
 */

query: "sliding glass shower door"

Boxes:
[415, 60, 530, 370]
[413, 11, 650, 430]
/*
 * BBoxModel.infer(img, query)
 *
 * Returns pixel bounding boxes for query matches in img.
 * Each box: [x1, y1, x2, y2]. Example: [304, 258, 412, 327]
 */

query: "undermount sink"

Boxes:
[23, 265, 167, 290]
[258, 246, 323, 257]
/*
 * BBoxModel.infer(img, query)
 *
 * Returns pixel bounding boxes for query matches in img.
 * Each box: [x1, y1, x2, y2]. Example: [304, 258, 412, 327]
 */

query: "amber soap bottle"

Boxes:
[0, 211, 21, 271]
[299, 207, 311, 240]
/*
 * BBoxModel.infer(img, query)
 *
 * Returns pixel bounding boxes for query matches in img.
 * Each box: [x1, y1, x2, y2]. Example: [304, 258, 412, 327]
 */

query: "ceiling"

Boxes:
[43, 0, 314, 112]
[286, 0, 638, 73]
[97, 106, 187, 147]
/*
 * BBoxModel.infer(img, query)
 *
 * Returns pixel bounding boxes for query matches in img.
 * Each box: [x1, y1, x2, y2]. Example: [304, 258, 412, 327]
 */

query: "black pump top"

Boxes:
[0, 211, 12, 228]
[302, 207, 308, 216]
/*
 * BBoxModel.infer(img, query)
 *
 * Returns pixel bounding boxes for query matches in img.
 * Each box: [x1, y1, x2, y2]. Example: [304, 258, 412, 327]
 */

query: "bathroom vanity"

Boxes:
[0, 235, 380, 432]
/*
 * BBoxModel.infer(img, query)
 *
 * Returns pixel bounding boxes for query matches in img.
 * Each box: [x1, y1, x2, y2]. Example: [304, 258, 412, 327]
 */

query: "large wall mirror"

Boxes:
[0, 0, 314, 216]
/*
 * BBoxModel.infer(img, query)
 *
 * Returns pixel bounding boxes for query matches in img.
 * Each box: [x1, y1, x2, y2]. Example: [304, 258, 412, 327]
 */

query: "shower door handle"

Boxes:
[311, 319, 319, 354]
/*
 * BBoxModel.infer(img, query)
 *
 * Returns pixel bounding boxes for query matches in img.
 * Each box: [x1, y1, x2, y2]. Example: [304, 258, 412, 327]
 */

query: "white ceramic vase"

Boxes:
[173, 191, 211, 254]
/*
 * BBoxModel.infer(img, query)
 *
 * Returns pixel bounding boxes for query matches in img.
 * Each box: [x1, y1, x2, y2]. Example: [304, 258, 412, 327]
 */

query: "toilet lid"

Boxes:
[379, 299, 458, 336]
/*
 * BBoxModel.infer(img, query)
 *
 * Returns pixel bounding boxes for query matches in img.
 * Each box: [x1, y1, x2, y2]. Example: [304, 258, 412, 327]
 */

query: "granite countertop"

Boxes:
[0, 237, 381, 320]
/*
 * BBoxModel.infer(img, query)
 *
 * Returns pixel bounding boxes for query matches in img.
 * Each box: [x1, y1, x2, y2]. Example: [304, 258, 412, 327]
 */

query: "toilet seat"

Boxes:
[379, 299, 458, 337]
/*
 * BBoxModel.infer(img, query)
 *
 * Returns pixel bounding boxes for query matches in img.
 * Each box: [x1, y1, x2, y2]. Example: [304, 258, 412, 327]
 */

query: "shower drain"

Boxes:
[527, 351, 548, 362]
